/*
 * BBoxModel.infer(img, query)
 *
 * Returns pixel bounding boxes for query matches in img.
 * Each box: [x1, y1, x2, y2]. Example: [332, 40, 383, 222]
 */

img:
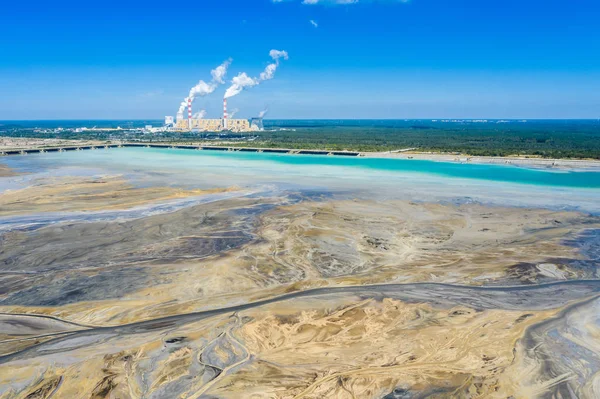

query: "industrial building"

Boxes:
[166, 98, 262, 133]
[173, 118, 252, 132]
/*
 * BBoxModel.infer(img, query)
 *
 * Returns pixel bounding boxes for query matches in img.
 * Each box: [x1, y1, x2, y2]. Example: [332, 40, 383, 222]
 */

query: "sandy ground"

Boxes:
[0, 175, 239, 216]
[0, 195, 596, 327]
[364, 151, 600, 169]
[0, 173, 599, 398]
[2, 288, 596, 398]
[0, 137, 105, 151]
[0, 296, 553, 399]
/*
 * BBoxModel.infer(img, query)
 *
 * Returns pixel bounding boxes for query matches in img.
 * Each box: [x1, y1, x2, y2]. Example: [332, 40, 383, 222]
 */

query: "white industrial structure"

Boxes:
[166, 98, 263, 133]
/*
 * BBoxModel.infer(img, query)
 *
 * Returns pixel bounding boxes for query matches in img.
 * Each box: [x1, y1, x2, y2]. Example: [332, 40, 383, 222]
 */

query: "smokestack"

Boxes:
[188, 98, 192, 129]
[223, 98, 228, 130]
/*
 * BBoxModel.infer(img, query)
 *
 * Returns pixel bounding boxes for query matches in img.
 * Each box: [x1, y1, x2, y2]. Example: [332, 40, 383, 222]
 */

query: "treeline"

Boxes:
[237, 123, 600, 159]
[2, 121, 599, 159]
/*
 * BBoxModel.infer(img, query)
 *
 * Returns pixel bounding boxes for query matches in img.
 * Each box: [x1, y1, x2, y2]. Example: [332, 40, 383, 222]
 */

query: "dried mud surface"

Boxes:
[0, 176, 238, 216]
[0, 173, 599, 398]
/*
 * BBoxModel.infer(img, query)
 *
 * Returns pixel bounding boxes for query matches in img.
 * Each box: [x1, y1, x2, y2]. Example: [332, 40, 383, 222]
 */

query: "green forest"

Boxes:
[2, 120, 599, 159]
[233, 121, 600, 159]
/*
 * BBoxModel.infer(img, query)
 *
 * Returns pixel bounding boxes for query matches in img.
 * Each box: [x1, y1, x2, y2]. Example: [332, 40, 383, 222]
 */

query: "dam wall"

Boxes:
[0, 143, 361, 157]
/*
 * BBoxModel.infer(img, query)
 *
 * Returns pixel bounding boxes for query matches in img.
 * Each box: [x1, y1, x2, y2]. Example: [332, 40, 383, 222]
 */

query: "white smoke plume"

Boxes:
[259, 64, 278, 81]
[211, 61, 230, 84]
[229, 108, 239, 119]
[189, 58, 232, 99]
[193, 110, 207, 119]
[224, 50, 288, 99]
[177, 99, 188, 119]
[260, 50, 288, 81]
[258, 108, 269, 118]
[177, 59, 232, 114]
[269, 49, 289, 61]
[224, 73, 259, 99]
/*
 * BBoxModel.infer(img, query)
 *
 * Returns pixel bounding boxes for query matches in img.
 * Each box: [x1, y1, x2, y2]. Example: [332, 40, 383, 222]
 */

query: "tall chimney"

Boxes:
[188, 98, 192, 130]
[223, 98, 228, 130]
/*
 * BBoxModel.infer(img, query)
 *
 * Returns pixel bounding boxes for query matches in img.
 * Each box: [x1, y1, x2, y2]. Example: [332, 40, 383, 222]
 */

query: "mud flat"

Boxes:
[0, 150, 599, 398]
[1, 197, 597, 327]
[0, 163, 15, 177]
[0, 175, 241, 216]
[1, 281, 599, 398]
[502, 296, 600, 398]
[0, 196, 598, 398]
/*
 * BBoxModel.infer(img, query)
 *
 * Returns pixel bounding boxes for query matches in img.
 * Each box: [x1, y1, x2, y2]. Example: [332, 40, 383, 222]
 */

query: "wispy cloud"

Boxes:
[310, 19, 319, 28]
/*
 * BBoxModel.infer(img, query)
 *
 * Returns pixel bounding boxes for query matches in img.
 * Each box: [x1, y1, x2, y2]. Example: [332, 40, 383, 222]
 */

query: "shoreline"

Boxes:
[0, 164, 16, 177]
[1, 139, 600, 170]
[363, 151, 600, 170]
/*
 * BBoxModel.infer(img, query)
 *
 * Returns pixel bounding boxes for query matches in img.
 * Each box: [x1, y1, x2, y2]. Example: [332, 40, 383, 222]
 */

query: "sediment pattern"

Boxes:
[0, 163, 599, 398]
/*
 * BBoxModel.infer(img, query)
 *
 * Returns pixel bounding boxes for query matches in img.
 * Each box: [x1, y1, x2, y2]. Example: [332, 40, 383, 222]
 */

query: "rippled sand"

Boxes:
[0, 165, 599, 398]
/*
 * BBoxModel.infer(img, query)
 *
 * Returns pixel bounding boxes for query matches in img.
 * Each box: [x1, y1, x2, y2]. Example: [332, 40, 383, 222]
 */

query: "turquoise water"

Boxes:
[149, 148, 600, 189]
[3, 147, 600, 189]
[2, 147, 600, 214]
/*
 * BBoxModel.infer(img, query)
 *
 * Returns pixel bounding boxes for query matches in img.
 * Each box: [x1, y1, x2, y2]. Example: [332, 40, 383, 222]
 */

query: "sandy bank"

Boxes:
[0, 175, 239, 216]
[364, 151, 600, 169]
[0, 137, 105, 151]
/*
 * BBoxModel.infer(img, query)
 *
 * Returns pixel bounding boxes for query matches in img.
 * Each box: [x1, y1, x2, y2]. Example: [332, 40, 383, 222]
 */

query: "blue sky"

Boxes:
[1, 0, 599, 119]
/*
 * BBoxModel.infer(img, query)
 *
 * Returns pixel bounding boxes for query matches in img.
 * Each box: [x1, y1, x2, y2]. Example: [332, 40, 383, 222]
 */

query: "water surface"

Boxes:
[2, 147, 600, 213]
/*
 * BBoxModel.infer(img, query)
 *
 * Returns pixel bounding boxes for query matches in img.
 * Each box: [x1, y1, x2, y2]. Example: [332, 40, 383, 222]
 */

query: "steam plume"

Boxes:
[210, 61, 230, 84]
[269, 49, 289, 61]
[224, 50, 288, 99]
[177, 100, 188, 119]
[193, 110, 207, 119]
[258, 108, 269, 118]
[189, 58, 231, 99]
[229, 108, 239, 119]
[177, 101, 188, 118]
[224, 73, 259, 99]
[177, 59, 232, 115]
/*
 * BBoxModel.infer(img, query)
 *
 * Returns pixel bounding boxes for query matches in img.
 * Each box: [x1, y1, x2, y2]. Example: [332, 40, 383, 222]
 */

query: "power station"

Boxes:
[164, 50, 287, 133]
[165, 98, 262, 133]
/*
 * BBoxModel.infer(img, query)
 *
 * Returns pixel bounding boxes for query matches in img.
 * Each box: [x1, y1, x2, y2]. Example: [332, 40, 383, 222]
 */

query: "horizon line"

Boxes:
[2, 118, 600, 122]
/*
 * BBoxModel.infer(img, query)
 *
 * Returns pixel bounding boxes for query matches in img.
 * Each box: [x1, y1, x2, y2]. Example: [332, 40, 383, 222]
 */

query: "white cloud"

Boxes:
[310, 19, 319, 28]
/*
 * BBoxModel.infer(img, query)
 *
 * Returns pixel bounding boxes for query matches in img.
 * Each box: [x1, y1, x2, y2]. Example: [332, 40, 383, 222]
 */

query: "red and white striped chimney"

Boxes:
[223, 98, 228, 130]
[187, 98, 192, 129]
